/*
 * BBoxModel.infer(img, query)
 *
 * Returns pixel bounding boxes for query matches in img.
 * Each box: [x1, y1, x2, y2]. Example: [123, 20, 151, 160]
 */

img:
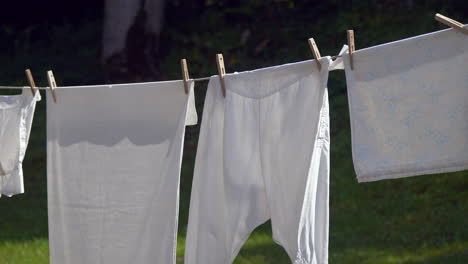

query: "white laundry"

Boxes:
[0, 89, 40, 197]
[47, 81, 197, 264]
[185, 58, 331, 264]
[341, 27, 468, 182]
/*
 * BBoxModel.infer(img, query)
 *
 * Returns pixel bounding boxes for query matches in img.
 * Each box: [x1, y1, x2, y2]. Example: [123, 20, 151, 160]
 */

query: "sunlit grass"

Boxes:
[0, 239, 49, 264]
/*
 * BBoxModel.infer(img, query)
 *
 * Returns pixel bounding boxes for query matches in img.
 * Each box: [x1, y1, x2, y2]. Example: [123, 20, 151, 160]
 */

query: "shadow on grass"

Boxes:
[333, 241, 468, 264]
[0, 175, 48, 243]
[403, 250, 468, 264]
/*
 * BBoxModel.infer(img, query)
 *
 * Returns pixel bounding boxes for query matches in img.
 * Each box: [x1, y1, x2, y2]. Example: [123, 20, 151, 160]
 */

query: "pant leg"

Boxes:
[184, 79, 270, 264]
[295, 98, 330, 264]
[260, 78, 330, 264]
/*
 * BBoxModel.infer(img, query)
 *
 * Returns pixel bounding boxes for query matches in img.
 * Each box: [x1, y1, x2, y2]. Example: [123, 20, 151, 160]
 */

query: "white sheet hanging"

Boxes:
[47, 81, 196, 264]
[341, 28, 468, 182]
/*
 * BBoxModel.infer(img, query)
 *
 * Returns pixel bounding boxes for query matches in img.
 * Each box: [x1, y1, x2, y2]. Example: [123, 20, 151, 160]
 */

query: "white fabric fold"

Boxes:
[0, 89, 41, 197]
[341, 28, 468, 182]
[328, 45, 348, 71]
[47, 80, 196, 264]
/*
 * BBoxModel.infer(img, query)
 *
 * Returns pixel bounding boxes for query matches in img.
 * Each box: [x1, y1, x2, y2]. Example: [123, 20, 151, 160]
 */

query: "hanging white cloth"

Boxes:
[0, 89, 40, 197]
[47, 81, 196, 264]
[185, 58, 331, 264]
[340, 27, 468, 182]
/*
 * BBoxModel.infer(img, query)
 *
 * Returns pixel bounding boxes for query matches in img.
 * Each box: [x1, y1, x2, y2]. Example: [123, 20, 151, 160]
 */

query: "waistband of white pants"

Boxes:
[210, 57, 331, 99]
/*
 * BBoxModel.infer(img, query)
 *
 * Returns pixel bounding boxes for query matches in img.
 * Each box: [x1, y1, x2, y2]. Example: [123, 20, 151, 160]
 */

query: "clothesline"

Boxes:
[0, 78, 211, 90]
[0, 55, 344, 91]
[0, 86, 44, 90]
[0, 13, 464, 91]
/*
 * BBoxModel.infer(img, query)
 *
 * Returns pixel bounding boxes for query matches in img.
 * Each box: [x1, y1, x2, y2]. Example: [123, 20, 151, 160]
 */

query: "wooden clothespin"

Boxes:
[308, 38, 322, 70]
[180, 59, 190, 94]
[215, 54, 227, 97]
[25, 69, 37, 96]
[347, 30, 355, 70]
[435, 13, 468, 35]
[46, 70, 58, 103]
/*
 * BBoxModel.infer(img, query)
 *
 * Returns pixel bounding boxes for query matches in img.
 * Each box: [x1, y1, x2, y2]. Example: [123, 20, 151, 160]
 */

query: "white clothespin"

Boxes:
[435, 13, 468, 35]
[181, 59, 190, 94]
[308, 38, 322, 71]
[25, 69, 37, 96]
[347, 30, 356, 70]
[47, 70, 58, 103]
[215, 54, 227, 97]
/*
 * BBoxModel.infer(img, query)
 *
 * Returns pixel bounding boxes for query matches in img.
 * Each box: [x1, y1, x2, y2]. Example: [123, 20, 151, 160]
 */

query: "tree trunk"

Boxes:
[102, 0, 166, 82]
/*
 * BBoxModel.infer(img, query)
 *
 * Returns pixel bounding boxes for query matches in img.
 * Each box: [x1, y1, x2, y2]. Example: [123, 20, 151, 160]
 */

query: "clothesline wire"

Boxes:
[0, 55, 342, 90]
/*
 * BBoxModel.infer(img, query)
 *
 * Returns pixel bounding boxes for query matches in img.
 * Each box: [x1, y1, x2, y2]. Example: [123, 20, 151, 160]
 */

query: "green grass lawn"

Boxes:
[0, 6, 467, 263]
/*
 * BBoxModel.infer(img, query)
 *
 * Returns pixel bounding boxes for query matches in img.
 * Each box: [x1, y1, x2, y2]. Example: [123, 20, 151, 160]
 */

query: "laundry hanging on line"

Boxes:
[0, 13, 466, 264]
[0, 89, 40, 198]
[46, 80, 197, 264]
[338, 27, 468, 182]
[185, 57, 331, 264]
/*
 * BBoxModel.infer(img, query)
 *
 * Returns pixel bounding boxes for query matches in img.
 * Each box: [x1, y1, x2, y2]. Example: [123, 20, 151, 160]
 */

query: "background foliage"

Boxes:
[0, 0, 467, 263]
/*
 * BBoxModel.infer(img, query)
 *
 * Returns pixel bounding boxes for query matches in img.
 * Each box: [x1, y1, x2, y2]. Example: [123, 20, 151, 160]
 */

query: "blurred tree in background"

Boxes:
[102, 0, 166, 82]
[0, 0, 466, 86]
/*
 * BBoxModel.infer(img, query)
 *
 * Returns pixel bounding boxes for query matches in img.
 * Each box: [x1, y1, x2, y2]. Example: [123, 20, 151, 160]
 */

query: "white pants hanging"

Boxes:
[185, 58, 331, 264]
